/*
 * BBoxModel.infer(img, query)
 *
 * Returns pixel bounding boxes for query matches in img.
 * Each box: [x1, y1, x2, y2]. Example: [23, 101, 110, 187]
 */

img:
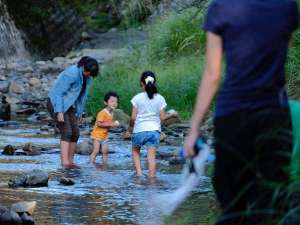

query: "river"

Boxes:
[0, 120, 215, 225]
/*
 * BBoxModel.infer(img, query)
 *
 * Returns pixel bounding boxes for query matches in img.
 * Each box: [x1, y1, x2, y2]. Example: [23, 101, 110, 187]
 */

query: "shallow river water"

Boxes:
[0, 121, 215, 225]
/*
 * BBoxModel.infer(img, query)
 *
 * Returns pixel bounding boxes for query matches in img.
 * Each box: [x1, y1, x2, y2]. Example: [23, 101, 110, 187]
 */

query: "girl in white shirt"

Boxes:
[128, 71, 176, 178]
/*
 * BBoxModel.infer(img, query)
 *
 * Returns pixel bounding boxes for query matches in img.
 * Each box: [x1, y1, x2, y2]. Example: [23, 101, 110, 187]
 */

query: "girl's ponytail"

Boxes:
[140, 71, 158, 99]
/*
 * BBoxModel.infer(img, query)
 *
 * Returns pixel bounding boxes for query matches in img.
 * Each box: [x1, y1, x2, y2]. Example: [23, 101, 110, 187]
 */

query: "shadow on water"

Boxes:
[0, 121, 216, 225]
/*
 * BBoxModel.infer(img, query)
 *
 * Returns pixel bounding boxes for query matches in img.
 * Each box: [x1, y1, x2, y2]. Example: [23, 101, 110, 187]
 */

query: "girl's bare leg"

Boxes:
[147, 147, 156, 178]
[132, 145, 143, 176]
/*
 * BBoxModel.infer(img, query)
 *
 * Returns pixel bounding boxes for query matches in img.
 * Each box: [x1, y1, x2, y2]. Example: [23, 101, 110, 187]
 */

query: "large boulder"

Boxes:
[76, 139, 93, 155]
[11, 201, 36, 216]
[8, 170, 49, 188]
[113, 109, 130, 128]
[0, 206, 22, 225]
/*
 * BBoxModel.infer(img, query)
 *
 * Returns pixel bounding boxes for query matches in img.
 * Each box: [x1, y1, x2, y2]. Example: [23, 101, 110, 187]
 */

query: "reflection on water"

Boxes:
[0, 122, 215, 225]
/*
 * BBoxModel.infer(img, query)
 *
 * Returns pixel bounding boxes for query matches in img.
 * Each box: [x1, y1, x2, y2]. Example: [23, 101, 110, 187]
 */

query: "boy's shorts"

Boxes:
[93, 138, 109, 145]
[132, 131, 160, 148]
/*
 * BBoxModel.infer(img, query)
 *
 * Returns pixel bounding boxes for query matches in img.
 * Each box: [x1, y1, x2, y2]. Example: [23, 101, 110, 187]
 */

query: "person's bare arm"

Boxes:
[128, 106, 138, 133]
[96, 121, 118, 128]
[184, 32, 223, 157]
[160, 109, 177, 121]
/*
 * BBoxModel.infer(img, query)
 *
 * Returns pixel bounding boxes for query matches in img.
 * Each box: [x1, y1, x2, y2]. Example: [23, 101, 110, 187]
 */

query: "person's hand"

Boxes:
[184, 129, 199, 158]
[57, 112, 64, 122]
[111, 121, 120, 128]
[78, 115, 83, 124]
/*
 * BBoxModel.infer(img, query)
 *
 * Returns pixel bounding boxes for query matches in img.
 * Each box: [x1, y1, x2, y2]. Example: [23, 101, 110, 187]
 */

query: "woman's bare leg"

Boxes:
[60, 141, 71, 167]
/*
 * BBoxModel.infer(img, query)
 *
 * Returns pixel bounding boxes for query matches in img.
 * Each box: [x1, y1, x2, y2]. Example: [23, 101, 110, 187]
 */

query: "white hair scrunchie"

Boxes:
[145, 76, 154, 85]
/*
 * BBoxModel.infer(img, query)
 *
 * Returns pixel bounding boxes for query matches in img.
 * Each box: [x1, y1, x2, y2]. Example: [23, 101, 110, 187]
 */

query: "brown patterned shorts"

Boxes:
[47, 98, 80, 142]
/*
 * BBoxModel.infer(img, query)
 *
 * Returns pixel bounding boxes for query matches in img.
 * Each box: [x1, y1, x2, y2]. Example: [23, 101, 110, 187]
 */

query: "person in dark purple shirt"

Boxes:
[184, 0, 299, 224]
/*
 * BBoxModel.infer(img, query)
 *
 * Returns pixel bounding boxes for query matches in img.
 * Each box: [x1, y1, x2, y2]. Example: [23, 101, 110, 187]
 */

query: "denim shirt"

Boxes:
[48, 65, 92, 116]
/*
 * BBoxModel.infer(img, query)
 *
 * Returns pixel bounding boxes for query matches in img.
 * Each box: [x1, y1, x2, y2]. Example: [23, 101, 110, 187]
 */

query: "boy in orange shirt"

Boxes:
[90, 92, 120, 164]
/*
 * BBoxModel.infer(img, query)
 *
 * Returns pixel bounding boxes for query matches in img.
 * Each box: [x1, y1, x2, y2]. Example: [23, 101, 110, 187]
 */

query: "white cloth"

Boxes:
[131, 92, 167, 133]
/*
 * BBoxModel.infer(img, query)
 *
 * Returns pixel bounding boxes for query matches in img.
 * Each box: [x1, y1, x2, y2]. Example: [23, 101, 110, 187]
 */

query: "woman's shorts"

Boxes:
[132, 131, 160, 148]
[47, 98, 79, 142]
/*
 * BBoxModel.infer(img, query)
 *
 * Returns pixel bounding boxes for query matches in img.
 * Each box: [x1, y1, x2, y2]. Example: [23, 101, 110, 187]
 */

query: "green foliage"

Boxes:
[87, 53, 203, 118]
[86, 8, 206, 118]
[148, 8, 206, 61]
[287, 28, 300, 99]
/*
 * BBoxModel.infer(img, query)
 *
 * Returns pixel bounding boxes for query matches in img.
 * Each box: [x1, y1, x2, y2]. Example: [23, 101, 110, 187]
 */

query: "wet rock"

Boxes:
[2, 145, 15, 155]
[123, 131, 131, 140]
[9, 82, 25, 94]
[76, 139, 92, 155]
[59, 177, 75, 186]
[169, 157, 185, 165]
[0, 96, 11, 120]
[162, 115, 181, 127]
[19, 212, 34, 225]
[8, 170, 49, 188]
[156, 151, 175, 160]
[165, 137, 183, 146]
[0, 81, 10, 93]
[113, 109, 130, 128]
[22, 143, 41, 156]
[160, 132, 167, 142]
[11, 201, 36, 216]
[0, 121, 21, 127]
[0, 206, 22, 225]
[16, 108, 36, 115]
[28, 78, 40, 87]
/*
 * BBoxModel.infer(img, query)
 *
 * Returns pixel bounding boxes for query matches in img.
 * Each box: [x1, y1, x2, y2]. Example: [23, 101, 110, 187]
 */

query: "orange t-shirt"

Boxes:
[91, 109, 113, 140]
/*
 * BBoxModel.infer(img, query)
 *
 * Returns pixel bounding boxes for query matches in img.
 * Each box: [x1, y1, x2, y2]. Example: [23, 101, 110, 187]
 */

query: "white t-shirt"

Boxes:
[131, 92, 167, 133]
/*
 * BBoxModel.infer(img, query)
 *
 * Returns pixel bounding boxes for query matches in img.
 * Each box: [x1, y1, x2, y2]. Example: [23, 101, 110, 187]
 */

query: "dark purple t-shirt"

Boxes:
[203, 0, 299, 117]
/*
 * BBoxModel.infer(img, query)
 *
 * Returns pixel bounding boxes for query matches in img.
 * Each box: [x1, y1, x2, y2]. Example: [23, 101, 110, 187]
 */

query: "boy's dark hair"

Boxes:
[77, 56, 99, 77]
[140, 71, 157, 99]
[104, 91, 119, 103]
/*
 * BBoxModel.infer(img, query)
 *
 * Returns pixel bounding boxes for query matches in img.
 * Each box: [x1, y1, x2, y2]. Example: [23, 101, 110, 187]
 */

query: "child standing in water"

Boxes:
[128, 71, 176, 178]
[90, 92, 120, 164]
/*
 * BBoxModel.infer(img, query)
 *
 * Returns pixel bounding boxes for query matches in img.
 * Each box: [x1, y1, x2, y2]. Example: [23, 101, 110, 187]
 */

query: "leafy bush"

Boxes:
[147, 7, 206, 61]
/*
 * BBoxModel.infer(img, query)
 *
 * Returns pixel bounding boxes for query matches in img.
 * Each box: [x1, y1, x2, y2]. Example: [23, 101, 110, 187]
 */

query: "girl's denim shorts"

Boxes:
[132, 131, 160, 148]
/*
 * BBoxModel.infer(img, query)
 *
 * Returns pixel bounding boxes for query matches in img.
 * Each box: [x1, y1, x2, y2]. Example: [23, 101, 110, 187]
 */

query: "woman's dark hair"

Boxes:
[140, 71, 157, 99]
[104, 91, 119, 103]
[77, 56, 99, 77]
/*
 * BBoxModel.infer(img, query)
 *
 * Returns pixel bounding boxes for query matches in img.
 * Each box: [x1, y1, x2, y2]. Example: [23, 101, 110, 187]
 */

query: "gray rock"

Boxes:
[0, 206, 22, 225]
[11, 201, 36, 216]
[8, 170, 49, 188]
[59, 177, 75, 186]
[113, 109, 130, 128]
[28, 78, 40, 87]
[9, 82, 25, 94]
[76, 139, 93, 155]
[0, 81, 10, 93]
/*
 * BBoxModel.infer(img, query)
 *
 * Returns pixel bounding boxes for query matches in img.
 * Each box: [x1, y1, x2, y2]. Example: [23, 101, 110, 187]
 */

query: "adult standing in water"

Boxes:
[184, 0, 299, 224]
[48, 56, 99, 168]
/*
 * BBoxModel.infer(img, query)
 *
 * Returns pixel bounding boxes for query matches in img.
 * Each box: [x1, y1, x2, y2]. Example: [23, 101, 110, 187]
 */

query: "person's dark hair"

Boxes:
[104, 91, 119, 103]
[140, 71, 157, 99]
[77, 56, 99, 77]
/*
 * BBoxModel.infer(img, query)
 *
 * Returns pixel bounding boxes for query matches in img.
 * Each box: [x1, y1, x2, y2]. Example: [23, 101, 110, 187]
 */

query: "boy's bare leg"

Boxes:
[101, 144, 109, 165]
[90, 140, 100, 164]
[147, 147, 156, 178]
[60, 141, 71, 167]
[132, 146, 143, 176]
[69, 142, 77, 165]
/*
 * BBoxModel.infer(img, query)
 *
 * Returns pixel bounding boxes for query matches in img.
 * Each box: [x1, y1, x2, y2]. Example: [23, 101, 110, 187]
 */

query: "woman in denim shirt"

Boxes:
[48, 56, 99, 168]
